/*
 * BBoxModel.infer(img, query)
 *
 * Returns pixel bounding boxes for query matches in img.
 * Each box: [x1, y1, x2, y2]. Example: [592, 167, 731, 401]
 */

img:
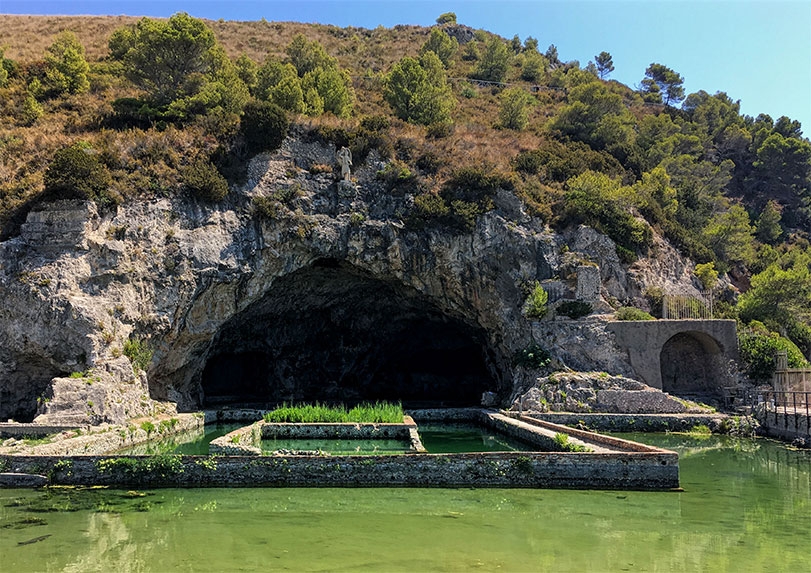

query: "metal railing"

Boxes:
[661, 291, 713, 319]
[755, 391, 811, 435]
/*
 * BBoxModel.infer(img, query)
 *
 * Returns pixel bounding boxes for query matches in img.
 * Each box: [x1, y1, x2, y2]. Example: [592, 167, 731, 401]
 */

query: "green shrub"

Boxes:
[523, 281, 548, 319]
[738, 326, 810, 382]
[181, 160, 228, 202]
[241, 100, 289, 153]
[360, 114, 390, 132]
[556, 300, 593, 319]
[123, 338, 153, 372]
[513, 149, 545, 175]
[252, 196, 280, 219]
[416, 150, 446, 174]
[376, 160, 416, 191]
[498, 87, 535, 130]
[694, 262, 719, 291]
[553, 433, 588, 452]
[444, 166, 515, 201]
[426, 121, 454, 139]
[107, 97, 182, 129]
[96, 454, 184, 480]
[615, 307, 655, 321]
[513, 343, 552, 369]
[252, 185, 302, 220]
[19, 93, 43, 126]
[43, 143, 114, 205]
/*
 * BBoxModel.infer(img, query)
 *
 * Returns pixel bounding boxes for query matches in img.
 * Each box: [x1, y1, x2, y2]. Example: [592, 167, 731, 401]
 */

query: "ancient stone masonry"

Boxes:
[0, 136, 712, 424]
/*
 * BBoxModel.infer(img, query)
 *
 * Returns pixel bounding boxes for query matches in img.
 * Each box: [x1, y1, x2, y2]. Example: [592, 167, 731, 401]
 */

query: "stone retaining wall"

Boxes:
[0, 409, 681, 489]
[210, 417, 425, 455]
[1, 451, 679, 489]
[0, 424, 80, 438]
[754, 405, 811, 442]
[528, 413, 732, 433]
[203, 409, 268, 424]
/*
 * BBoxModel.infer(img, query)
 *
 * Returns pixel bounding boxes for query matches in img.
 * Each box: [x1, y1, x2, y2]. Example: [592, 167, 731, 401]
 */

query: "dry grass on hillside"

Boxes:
[0, 15, 429, 72]
[0, 14, 567, 238]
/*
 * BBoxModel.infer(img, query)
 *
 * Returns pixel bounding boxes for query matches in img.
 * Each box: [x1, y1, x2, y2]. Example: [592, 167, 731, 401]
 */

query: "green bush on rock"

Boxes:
[615, 307, 655, 321]
[241, 99, 289, 153]
[181, 160, 228, 202]
[43, 143, 114, 205]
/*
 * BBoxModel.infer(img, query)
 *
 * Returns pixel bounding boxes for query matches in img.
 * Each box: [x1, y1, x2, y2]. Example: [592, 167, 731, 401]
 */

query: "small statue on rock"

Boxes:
[336, 146, 352, 182]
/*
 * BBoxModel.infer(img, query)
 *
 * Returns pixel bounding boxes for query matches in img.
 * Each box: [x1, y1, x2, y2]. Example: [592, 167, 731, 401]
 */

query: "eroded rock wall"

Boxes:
[0, 136, 702, 424]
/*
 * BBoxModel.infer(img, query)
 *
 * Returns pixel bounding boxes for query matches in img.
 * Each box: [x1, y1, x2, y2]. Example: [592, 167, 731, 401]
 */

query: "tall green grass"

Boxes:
[263, 402, 404, 424]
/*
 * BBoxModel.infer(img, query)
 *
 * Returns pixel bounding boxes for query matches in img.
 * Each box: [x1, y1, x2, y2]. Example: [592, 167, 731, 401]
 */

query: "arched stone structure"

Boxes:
[606, 320, 738, 394]
[659, 331, 725, 395]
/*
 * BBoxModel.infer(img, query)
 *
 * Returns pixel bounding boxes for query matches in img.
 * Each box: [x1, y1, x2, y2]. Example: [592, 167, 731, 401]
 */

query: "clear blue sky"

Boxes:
[2, 0, 809, 132]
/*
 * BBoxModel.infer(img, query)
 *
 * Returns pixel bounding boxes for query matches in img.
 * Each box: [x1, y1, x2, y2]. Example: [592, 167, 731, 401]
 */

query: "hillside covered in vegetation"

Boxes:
[0, 12, 809, 380]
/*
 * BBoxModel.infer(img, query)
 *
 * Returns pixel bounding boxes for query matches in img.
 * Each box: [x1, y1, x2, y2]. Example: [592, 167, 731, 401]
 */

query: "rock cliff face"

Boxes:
[0, 136, 702, 424]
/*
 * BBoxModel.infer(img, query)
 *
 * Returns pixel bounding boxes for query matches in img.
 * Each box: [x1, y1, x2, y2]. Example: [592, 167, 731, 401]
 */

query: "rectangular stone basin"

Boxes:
[0, 409, 679, 490]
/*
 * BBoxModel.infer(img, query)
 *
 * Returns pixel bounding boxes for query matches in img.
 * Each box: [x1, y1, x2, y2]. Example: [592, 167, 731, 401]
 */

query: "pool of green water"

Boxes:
[261, 437, 412, 455]
[417, 422, 536, 452]
[112, 423, 245, 455]
[1, 433, 809, 572]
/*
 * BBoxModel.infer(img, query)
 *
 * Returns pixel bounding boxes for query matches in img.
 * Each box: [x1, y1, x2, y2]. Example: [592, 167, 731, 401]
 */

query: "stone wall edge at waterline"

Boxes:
[526, 413, 732, 433]
[0, 451, 679, 490]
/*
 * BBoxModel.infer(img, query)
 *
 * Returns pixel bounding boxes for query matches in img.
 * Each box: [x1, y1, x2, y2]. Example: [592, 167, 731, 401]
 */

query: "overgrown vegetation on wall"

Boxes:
[0, 12, 809, 372]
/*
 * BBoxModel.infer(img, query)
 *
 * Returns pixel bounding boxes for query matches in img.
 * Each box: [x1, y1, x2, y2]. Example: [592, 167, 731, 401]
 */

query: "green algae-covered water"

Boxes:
[1, 433, 809, 572]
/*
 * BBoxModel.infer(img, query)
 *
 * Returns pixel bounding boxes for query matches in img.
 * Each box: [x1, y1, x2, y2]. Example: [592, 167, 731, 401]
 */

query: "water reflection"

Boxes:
[0, 435, 809, 572]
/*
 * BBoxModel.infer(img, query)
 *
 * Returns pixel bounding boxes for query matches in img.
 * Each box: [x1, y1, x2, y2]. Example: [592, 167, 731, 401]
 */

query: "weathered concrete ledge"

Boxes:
[203, 409, 268, 424]
[209, 421, 262, 455]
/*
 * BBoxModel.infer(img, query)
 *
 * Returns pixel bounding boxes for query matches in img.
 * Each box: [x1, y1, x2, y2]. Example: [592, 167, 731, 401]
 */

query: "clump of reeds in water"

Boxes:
[263, 401, 404, 424]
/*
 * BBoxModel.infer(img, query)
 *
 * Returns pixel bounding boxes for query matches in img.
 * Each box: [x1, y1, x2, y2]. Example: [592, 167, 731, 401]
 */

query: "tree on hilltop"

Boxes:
[640, 63, 685, 106]
[594, 51, 614, 79]
[285, 33, 336, 77]
[420, 28, 458, 68]
[471, 37, 509, 83]
[43, 32, 90, 96]
[110, 13, 218, 104]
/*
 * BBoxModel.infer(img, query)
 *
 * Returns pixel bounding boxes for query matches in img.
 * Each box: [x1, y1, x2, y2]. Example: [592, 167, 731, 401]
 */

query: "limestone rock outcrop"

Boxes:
[0, 135, 703, 424]
[510, 371, 713, 414]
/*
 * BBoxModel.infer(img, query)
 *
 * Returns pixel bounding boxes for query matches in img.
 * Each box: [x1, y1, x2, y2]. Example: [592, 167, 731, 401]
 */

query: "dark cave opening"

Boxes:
[0, 355, 63, 422]
[199, 261, 502, 408]
[660, 331, 724, 399]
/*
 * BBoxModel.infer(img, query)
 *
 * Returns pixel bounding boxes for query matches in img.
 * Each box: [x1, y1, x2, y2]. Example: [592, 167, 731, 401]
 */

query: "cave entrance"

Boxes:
[200, 260, 501, 408]
[660, 331, 725, 400]
[0, 355, 63, 423]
